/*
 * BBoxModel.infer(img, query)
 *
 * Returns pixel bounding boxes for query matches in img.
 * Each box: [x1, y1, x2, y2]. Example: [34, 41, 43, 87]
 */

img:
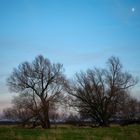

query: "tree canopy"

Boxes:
[7, 55, 66, 128]
[66, 56, 138, 126]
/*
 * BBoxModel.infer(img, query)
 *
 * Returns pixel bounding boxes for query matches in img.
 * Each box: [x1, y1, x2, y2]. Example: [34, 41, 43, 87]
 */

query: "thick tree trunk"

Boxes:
[91, 113, 110, 127]
[99, 120, 109, 127]
[41, 100, 51, 129]
[41, 113, 50, 129]
[42, 121, 50, 129]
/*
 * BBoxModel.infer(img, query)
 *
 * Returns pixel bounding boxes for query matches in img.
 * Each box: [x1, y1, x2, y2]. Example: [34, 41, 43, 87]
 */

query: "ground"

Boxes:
[0, 124, 140, 140]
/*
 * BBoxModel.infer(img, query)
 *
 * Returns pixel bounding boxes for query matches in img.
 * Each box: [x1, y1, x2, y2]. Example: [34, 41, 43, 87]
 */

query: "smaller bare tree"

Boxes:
[119, 93, 140, 124]
[66, 56, 137, 126]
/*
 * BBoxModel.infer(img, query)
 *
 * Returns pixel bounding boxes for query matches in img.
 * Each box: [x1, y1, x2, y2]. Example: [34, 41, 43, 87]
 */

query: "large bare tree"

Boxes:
[7, 55, 66, 128]
[67, 56, 137, 126]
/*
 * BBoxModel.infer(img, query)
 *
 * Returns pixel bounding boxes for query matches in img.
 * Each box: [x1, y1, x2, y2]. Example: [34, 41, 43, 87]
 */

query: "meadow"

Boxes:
[0, 124, 140, 140]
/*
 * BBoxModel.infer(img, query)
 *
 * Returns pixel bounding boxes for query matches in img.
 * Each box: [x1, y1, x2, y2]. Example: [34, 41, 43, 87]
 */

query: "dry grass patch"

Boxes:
[102, 136, 112, 140]
[37, 134, 47, 140]
[131, 131, 140, 139]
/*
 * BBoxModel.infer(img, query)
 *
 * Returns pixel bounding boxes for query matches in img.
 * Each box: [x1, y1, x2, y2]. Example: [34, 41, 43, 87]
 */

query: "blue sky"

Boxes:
[0, 0, 140, 112]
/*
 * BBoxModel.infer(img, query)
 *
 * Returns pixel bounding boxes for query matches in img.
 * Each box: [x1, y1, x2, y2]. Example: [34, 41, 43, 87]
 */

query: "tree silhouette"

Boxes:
[66, 56, 137, 126]
[7, 55, 66, 128]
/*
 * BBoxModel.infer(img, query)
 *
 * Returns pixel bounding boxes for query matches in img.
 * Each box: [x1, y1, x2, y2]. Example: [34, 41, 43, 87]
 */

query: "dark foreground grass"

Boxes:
[0, 124, 140, 140]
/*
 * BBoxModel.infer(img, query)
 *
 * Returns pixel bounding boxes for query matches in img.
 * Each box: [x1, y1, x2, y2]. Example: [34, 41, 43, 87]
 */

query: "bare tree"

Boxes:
[118, 93, 140, 124]
[66, 56, 137, 126]
[3, 92, 40, 127]
[7, 55, 66, 128]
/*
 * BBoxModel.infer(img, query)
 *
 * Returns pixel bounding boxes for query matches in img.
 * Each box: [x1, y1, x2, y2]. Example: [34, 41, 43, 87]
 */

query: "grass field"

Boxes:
[0, 124, 140, 140]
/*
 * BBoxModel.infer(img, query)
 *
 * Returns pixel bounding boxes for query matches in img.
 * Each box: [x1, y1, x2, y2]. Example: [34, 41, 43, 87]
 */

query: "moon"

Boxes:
[132, 8, 135, 12]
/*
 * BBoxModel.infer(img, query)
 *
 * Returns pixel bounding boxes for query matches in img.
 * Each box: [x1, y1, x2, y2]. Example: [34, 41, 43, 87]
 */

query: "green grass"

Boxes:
[0, 124, 140, 140]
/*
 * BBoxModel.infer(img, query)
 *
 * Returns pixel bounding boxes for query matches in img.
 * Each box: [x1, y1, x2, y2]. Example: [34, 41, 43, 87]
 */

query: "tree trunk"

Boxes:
[41, 100, 51, 129]
[42, 120, 50, 129]
[99, 120, 109, 127]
